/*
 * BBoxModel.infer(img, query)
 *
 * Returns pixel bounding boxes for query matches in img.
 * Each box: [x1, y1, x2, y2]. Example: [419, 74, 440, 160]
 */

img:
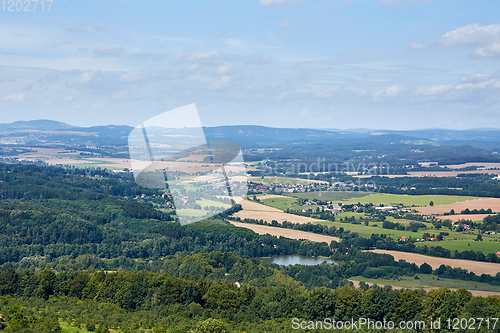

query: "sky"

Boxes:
[1, 0, 500, 130]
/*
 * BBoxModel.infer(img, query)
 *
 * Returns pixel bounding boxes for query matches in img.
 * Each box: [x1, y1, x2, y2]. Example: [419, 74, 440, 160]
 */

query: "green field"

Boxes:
[343, 193, 481, 207]
[284, 191, 370, 202]
[350, 274, 500, 292]
[335, 212, 366, 219]
[260, 197, 304, 210]
[416, 239, 500, 255]
[314, 220, 432, 238]
[177, 208, 209, 217]
[196, 198, 231, 208]
[313, 219, 492, 241]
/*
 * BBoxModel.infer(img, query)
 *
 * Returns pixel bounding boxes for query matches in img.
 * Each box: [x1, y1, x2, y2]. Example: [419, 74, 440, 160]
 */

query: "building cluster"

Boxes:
[247, 180, 374, 195]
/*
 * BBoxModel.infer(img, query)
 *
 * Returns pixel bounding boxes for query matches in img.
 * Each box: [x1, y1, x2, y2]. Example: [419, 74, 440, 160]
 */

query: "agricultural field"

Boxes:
[407, 170, 500, 177]
[312, 219, 489, 241]
[367, 250, 500, 276]
[350, 275, 500, 295]
[239, 199, 283, 212]
[235, 196, 494, 243]
[417, 197, 500, 215]
[416, 239, 500, 255]
[259, 196, 304, 210]
[196, 198, 231, 209]
[343, 193, 481, 207]
[233, 210, 324, 224]
[436, 214, 493, 222]
[312, 220, 429, 239]
[335, 212, 427, 226]
[440, 162, 500, 169]
[229, 221, 339, 243]
[284, 191, 369, 202]
[234, 199, 324, 224]
[335, 212, 367, 219]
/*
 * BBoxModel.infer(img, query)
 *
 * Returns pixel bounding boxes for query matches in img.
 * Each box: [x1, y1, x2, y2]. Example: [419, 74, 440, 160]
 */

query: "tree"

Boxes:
[430, 201, 434, 206]
[476, 233, 483, 241]
[203, 284, 240, 312]
[394, 289, 423, 323]
[419, 263, 432, 274]
[441, 289, 472, 319]
[35, 269, 56, 300]
[0, 268, 18, 295]
[194, 318, 229, 333]
[420, 288, 450, 321]
[334, 286, 362, 321]
[305, 287, 336, 319]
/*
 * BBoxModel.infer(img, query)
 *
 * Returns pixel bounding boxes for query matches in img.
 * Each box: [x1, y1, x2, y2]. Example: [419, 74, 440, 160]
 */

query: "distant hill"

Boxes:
[203, 125, 431, 148]
[1, 120, 500, 151]
[0, 119, 74, 131]
[0, 120, 134, 147]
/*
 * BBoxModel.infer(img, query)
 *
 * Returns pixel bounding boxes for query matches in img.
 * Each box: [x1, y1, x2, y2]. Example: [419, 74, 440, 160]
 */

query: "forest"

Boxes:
[2, 163, 500, 332]
[1, 267, 500, 332]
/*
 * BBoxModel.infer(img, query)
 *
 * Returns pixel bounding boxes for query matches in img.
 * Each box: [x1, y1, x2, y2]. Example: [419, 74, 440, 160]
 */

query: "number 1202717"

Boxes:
[2, 0, 53, 11]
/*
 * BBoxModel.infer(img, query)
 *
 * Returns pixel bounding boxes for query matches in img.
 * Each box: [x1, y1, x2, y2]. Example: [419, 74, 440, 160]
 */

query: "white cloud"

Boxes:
[4, 93, 27, 102]
[414, 75, 500, 98]
[455, 79, 498, 90]
[76, 71, 96, 84]
[472, 43, 500, 57]
[211, 75, 233, 89]
[217, 62, 233, 74]
[171, 50, 223, 64]
[93, 46, 123, 56]
[187, 63, 200, 72]
[280, 19, 291, 28]
[375, 84, 403, 98]
[409, 43, 426, 50]
[440, 24, 500, 46]
[416, 84, 453, 95]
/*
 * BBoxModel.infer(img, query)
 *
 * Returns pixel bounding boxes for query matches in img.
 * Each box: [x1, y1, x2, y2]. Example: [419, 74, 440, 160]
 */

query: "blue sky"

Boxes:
[1, 0, 500, 129]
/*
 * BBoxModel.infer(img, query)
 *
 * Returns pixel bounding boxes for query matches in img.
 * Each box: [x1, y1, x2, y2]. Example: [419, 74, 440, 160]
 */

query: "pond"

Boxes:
[259, 255, 337, 266]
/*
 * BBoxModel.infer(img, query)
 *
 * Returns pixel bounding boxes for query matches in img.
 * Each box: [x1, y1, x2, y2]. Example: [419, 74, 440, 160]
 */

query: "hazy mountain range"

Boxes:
[1, 119, 500, 150]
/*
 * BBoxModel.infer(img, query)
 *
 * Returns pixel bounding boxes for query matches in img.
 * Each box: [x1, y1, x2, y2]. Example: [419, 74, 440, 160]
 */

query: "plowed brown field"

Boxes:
[234, 199, 324, 224]
[230, 222, 339, 243]
[417, 198, 500, 215]
[367, 250, 500, 276]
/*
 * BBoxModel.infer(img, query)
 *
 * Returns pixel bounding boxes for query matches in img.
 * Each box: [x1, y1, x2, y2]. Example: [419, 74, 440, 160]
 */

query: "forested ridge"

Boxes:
[2, 163, 500, 332]
[0, 164, 333, 268]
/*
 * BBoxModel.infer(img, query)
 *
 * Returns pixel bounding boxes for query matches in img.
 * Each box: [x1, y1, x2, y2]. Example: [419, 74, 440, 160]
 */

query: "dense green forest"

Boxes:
[2, 163, 500, 332]
[0, 164, 334, 268]
[2, 268, 500, 332]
